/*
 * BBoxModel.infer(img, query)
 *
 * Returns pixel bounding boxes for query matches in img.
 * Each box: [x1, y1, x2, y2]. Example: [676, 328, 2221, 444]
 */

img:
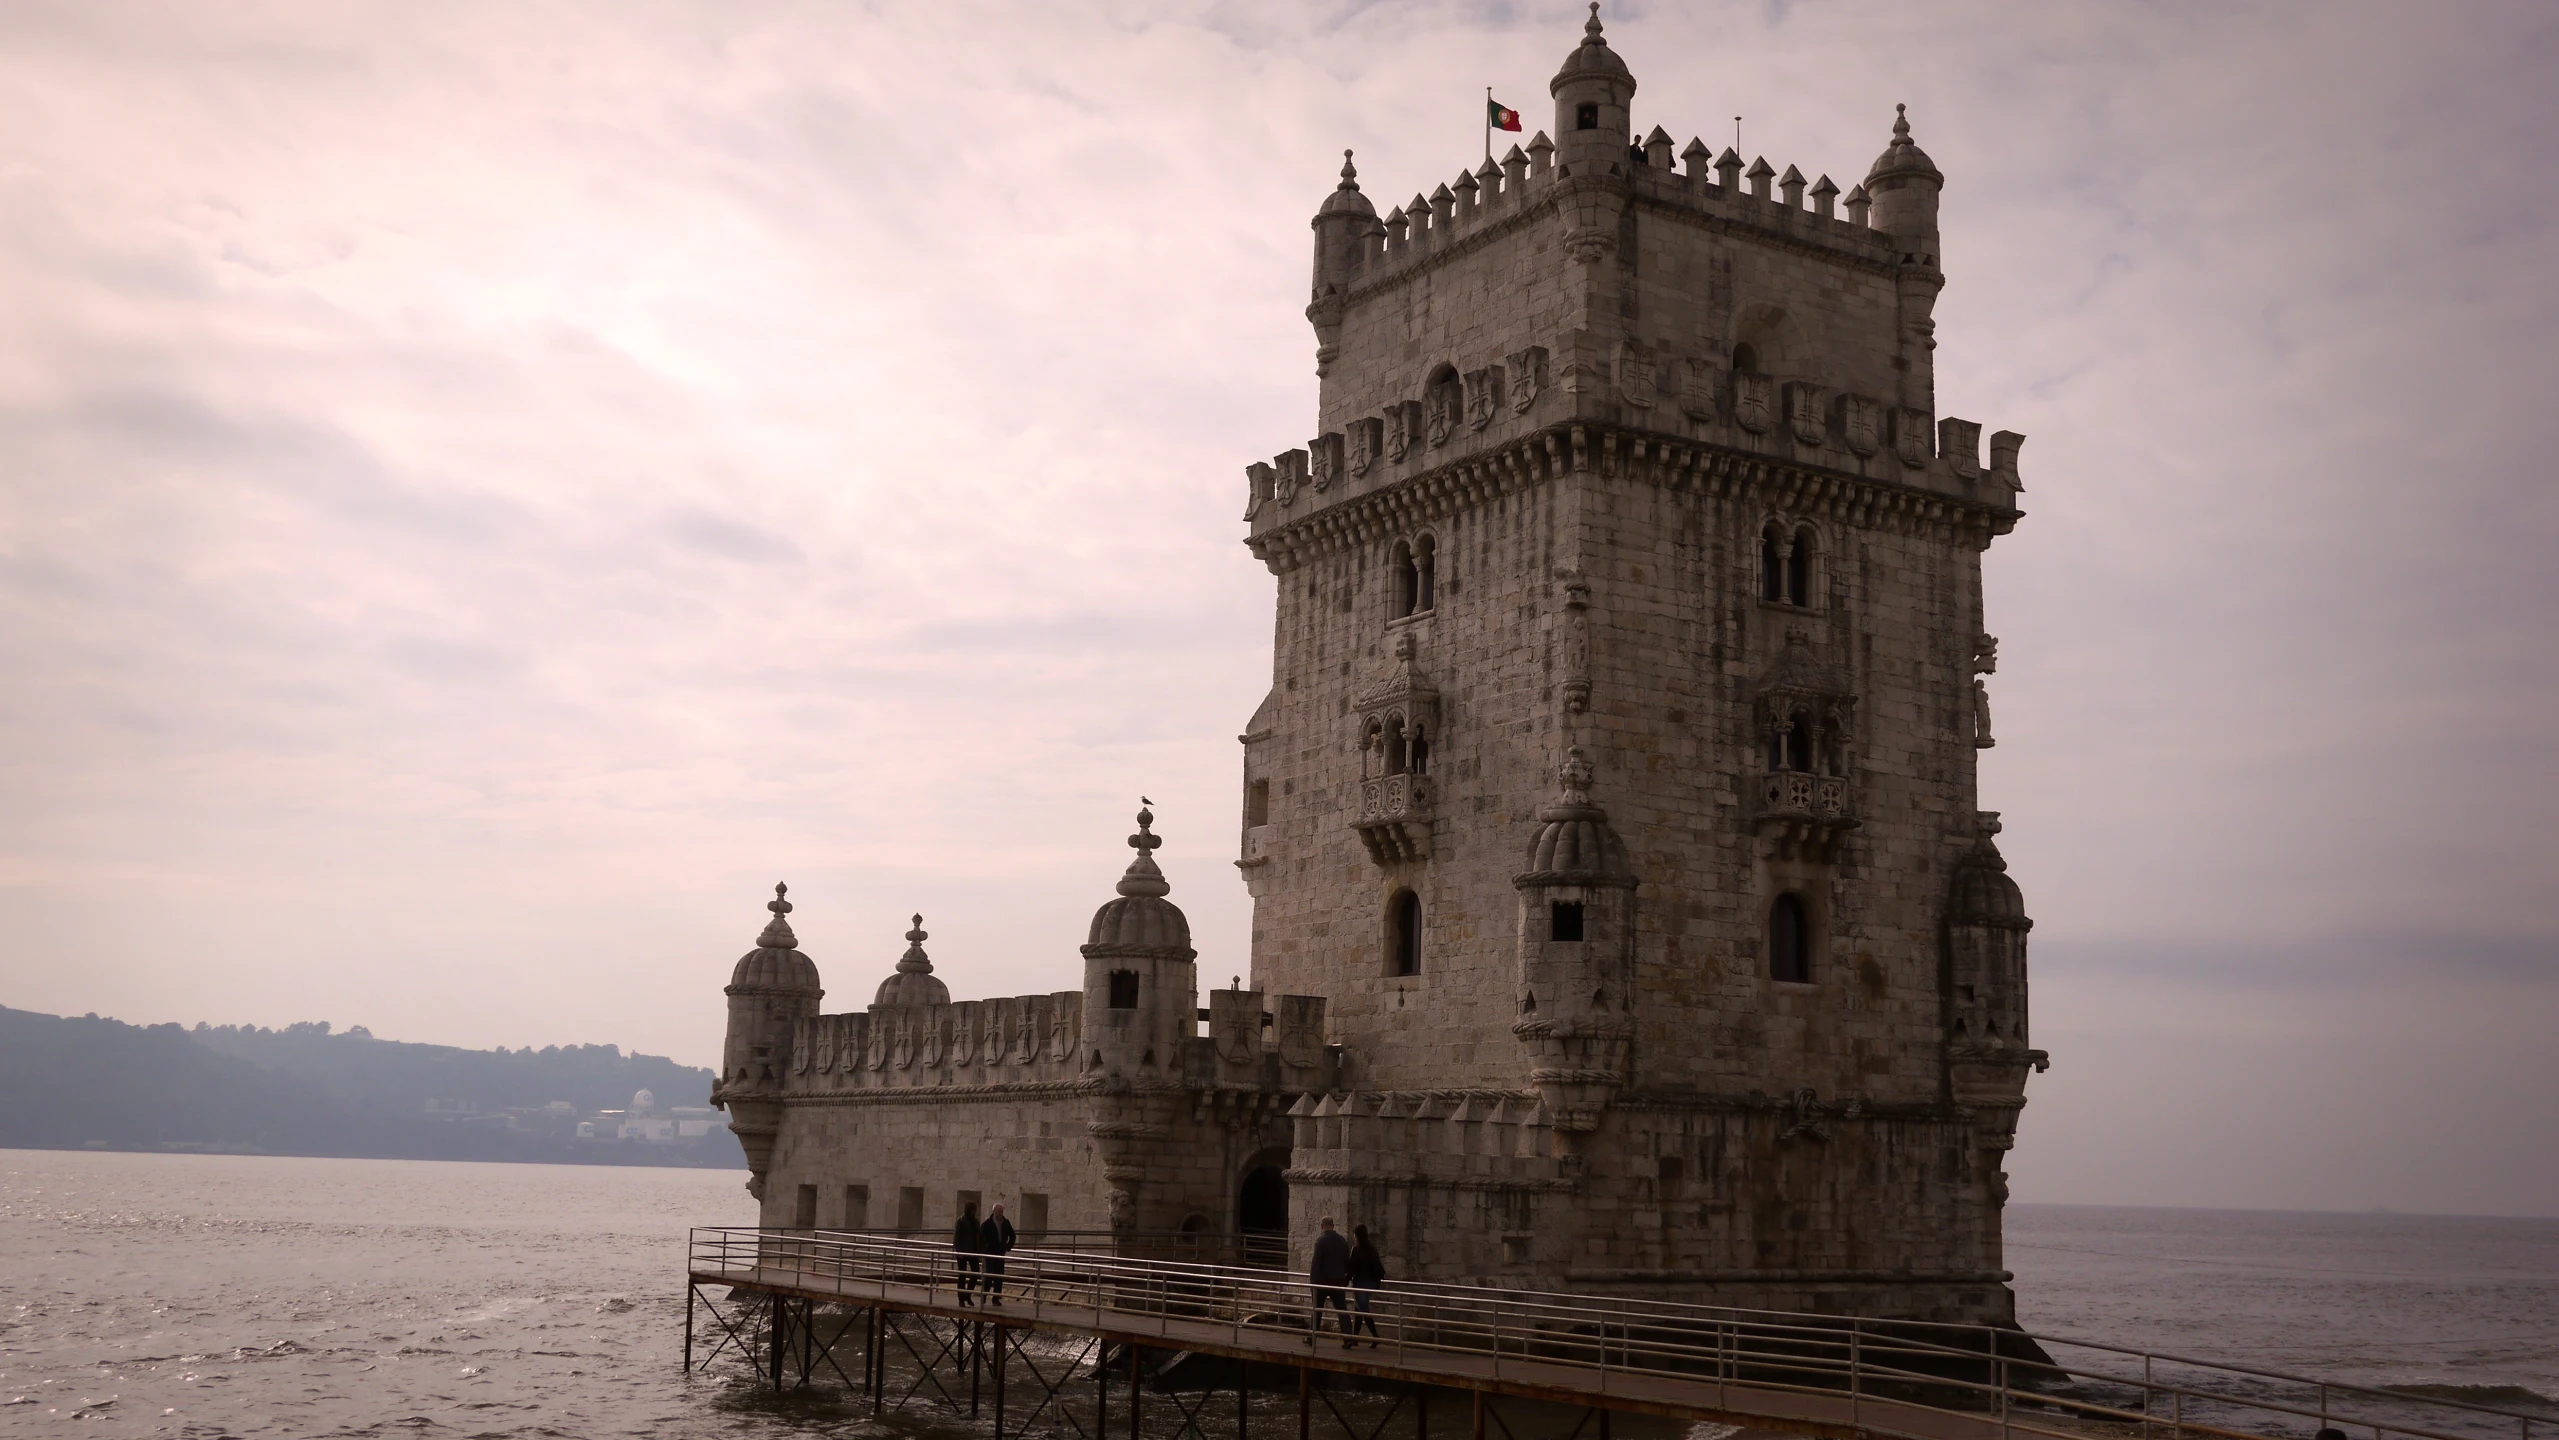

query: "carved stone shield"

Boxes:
[1386, 402, 1414, 462]
[1939, 417, 1983, 478]
[1277, 994, 1325, 1068]
[1680, 358, 1718, 421]
[1841, 395, 1881, 457]
[1506, 347, 1546, 413]
[1734, 373, 1775, 434]
[920, 1019, 944, 1067]
[1243, 461, 1274, 522]
[1894, 407, 1933, 468]
[813, 1019, 835, 1074]
[1309, 433, 1341, 491]
[1785, 382, 1828, 447]
[866, 1019, 888, 1070]
[1273, 448, 1307, 505]
[890, 1017, 913, 1069]
[1425, 382, 1458, 447]
[1463, 367, 1501, 429]
[792, 1017, 811, 1074]
[1347, 417, 1379, 477]
[1615, 341, 1655, 410]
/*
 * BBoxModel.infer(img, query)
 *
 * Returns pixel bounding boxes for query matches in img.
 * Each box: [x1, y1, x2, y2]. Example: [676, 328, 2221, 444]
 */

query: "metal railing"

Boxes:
[690, 1227, 2544, 1440]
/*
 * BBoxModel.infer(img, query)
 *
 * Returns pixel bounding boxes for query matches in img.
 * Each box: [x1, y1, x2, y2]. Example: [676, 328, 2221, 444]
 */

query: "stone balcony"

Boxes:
[1751, 769, 1857, 861]
[1353, 772, 1432, 864]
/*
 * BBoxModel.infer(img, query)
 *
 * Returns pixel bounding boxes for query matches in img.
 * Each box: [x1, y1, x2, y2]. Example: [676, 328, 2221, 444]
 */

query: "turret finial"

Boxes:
[755, 882, 799, 949]
[1559, 746, 1594, 807]
[1116, 804, 1172, 898]
[1893, 103, 1911, 144]
[1338, 149, 1358, 190]
[896, 913, 932, 974]
[1586, 2, 1603, 39]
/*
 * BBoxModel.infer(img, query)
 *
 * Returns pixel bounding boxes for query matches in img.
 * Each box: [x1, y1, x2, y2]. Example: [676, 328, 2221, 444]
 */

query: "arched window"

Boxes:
[1389, 890, 1422, 976]
[1819, 720, 1846, 777]
[1772, 711, 1811, 772]
[1414, 535, 1437, 612]
[1732, 342, 1760, 376]
[1760, 524, 1785, 602]
[1361, 718, 1385, 778]
[1787, 525, 1815, 607]
[1408, 728, 1430, 776]
[1383, 716, 1409, 776]
[1391, 540, 1418, 619]
[1769, 894, 1811, 983]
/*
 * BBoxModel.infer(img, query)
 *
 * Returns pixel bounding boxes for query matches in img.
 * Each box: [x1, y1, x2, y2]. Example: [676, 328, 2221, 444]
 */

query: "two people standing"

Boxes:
[952, 1201, 1018, 1307]
[1308, 1216, 1387, 1347]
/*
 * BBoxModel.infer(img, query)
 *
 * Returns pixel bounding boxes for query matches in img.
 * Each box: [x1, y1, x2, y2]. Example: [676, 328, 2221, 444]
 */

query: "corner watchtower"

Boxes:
[1234, 7, 2044, 1325]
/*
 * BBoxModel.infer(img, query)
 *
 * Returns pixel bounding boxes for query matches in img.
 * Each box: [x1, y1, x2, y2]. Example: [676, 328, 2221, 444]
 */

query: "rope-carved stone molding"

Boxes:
[1247, 421, 2019, 576]
[1283, 1168, 1578, 1195]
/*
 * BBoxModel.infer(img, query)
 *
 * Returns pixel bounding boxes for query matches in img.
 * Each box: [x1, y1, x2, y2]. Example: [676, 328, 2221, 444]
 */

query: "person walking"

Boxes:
[1347, 1224, 1386, 1347]
[953, 1200, 982, 1307]
[979, 1202, 1017, 1307]
[1308, 1216, 1353, 1345]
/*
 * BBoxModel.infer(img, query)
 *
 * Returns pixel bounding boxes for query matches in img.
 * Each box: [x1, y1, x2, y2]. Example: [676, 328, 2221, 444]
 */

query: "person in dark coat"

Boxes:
[979, 1202, 1017, 1306]
[953, 1201, 982, 1307]
[1347, 1224, 1386, 1346]
[1308, 1216, 1352, 1344]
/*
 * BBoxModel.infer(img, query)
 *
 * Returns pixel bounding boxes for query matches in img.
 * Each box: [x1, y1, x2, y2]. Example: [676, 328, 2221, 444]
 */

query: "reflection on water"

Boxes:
[1, 1153, 2552, 1438]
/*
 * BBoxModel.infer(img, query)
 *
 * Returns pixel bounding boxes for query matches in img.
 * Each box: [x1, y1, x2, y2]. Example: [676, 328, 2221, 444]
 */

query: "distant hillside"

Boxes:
[189, 1020, 716, 1113]
[0, 1006, 742, 1168]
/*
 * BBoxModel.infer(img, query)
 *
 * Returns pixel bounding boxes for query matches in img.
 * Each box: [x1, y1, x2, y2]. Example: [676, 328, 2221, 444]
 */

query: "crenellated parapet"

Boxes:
[783, 989, 1088, 1095]
[1284, 1089, 1564, 1190]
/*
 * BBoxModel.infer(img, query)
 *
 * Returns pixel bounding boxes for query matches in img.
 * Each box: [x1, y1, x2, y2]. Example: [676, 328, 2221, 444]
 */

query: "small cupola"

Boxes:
[1549, 3, 1635, 175]
[725, 883, 823, 997]
[1518, 749, 1634, 888]
[872, 913, 951, 1008]
[1085, 806, 1194, 955]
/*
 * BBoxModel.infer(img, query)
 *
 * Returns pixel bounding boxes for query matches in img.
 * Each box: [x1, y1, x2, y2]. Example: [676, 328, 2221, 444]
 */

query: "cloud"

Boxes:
[0, 0, 2552, 1213]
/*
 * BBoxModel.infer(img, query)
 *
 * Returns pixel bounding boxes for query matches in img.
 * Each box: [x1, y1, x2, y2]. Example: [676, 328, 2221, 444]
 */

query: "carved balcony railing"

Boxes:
[1353, 772, 1432, 864]
[1752, 769, 1857, 860]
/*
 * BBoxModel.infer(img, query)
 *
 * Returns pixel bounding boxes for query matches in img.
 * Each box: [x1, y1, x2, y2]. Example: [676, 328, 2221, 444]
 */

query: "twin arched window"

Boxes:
[1759, 523, 1815, 607]
[1769, 894, 1811, 984]
[1363, 713, 1429, 778]
[1392, 535, 1438, 619]
[1767, 706, 1847, 777]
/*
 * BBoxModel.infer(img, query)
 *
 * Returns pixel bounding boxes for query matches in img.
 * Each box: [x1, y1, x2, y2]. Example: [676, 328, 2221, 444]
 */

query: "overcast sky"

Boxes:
[1, 2, 2552, 1218]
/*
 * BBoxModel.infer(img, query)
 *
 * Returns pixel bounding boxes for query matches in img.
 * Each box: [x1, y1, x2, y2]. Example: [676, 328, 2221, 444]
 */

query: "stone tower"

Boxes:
[713, 883, 824, 1198]
[1238, 8, 2044, 1323]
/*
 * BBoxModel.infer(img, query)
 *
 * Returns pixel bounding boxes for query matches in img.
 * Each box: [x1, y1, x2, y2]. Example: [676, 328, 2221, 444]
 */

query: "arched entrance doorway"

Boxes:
[1237, 1161, 1288, 1268]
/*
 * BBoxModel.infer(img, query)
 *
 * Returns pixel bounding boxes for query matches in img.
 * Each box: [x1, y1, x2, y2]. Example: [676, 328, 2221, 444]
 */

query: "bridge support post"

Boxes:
[1129, 1338, 1143, 1440]
[872, 1308, 885, 1415]
[1100, 1341, 1112, 1438]
[1471, 1390, 1485, 1440]
[768, 1296, 785, 1389]
[1298, 1365, 1311, 1440]
[994, 1323, 1008, 1438]
[971, 1319, 983, 1417]
[1417, 1383, 1428, 1440]
[682, 1284, 694, 1372]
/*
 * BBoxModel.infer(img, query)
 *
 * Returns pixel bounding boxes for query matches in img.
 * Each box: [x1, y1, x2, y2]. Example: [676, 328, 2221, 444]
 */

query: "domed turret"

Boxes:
[728, 882, 822, 994]
[1080, 805, 1198, 1083]
[1946, 812, 2034, 1063]
[1548, 4, 1635, 177]
[1512, 749, 1638, 1138]
[1864, 103, 1944, 255]
[1085, 807, 1194, 952]
[873, 914, 952, 1008]
[713, 882, 824, 1201]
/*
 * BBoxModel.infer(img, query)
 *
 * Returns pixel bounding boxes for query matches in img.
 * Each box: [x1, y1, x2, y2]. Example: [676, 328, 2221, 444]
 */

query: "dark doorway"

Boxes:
[1238, 1163, 1288, 1267]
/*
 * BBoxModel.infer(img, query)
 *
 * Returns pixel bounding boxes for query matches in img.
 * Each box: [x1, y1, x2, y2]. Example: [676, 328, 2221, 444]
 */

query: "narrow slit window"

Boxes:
[1390, 890, 1422, 976]
[1770, 893, 1812, 984]
[1246, 778, 1270, 827]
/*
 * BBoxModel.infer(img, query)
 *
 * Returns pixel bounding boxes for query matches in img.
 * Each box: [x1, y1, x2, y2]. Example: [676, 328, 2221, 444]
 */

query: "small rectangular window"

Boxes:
[1550, 901, 1585, 942]
[843, 1183, 869, 1229]
[1021, 1191, 1050, 1239]
[897, 1186, 924, 1233]
[793, 1183, 818, 1230]
[1576, 102, 1599, 131]
[1108, 970, 1140, 1009]
[1247, 779, 1270, 828]
[1657, 1156, 1685, 1202]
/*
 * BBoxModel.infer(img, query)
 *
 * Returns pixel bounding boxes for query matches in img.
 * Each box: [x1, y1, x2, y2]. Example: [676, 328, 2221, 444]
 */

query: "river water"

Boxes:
[3, 1150, 2553, 1438]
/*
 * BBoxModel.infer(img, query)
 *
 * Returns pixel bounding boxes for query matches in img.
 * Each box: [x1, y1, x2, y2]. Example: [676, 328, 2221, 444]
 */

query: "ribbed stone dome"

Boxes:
[1549, 4, 1634, 93]
[1316, 151, 1377, 219]
[1865, 104, 1942, 187]
[873, 914, 952, 1007]
[1948, 816, 2030, 929]
[728, 883, 823, 994]
[1084, 807, 1196, 955]
[1516, 749, 1636, 887]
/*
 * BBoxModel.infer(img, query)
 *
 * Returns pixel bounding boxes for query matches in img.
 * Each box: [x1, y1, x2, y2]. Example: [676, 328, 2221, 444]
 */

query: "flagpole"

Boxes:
[1485, 86, 1492, 161]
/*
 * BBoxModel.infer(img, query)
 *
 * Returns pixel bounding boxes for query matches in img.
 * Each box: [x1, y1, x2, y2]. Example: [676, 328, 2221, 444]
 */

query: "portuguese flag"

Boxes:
[1489, 98, 1522, 132]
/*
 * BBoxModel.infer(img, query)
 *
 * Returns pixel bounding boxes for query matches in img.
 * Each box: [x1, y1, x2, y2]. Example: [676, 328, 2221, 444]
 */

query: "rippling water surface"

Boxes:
[3, 1150, 2553, 1438]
